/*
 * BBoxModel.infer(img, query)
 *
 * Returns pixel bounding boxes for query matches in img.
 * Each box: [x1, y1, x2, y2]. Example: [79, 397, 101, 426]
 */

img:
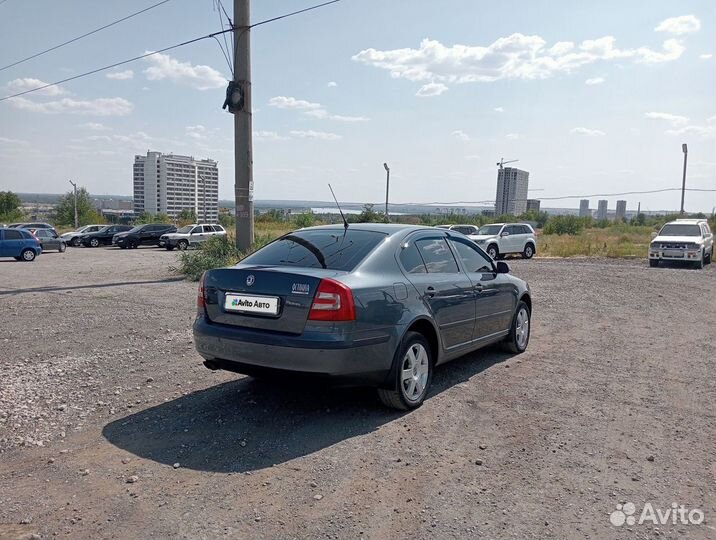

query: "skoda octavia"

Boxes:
[193, 224, 532, 410]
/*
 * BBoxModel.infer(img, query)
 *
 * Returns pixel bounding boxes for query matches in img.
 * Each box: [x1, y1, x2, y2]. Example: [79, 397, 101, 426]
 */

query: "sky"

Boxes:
[0, 0, 714, 213]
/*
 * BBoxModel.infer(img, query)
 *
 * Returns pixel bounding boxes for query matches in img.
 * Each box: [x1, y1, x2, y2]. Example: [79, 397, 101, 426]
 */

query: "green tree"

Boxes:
[0, 191, 24, 222]
[54, 187, 103, 227]
[356, 203, 384, 223]
[218, 212, 235, 229]
[177, 208, 197, 225]
[135, 211, 171, 225]
[294, 210, 316, 228]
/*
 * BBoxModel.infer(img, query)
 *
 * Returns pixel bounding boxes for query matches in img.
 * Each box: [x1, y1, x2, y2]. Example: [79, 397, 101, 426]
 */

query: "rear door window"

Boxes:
[415, 238, 460, 273]
[242, 229, 386, 271]
[399, 241, 427, 274]
[4, 230, 23, 240]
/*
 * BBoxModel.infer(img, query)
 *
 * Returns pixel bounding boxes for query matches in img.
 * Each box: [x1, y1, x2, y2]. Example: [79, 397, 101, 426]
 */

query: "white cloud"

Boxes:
[289, 130, 342, 141]
[268, 96, 322, 110]
[5, 78, 67, 97]
[327, 81, 337, 87]
[494, 106, 504, 112]
[655, 15, 701, 36]
[79, 122, 110, 131]
[645, 111, 689, 126]
[269, 95, 368, 122]
[8, 96, 133, 116]
[186, 125, 208, 140]
[451, 130, 470, 141]
[254, 130, 288, 141]
[700, 53, 713, 59]
[353, 33, 688, 93]
[585, 77, 605, 85]
[505, 133, 521, 140]
[416, 82, 448, 97]
[0, 136, 29, 145]
[106, 70, 134, 80]
[570, 127, 606, 136]
[143, 52, 225, 90]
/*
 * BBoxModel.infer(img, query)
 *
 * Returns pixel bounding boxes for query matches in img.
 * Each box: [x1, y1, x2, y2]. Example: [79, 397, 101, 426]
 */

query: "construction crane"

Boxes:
[496, 158, 519, 169]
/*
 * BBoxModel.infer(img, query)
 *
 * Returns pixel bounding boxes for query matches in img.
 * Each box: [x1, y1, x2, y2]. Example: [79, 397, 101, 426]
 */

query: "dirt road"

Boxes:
[1, 247, 714, 539]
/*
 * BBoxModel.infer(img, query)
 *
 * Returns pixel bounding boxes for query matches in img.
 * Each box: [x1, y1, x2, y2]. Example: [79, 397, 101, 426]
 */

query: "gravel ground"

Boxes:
[0, 246, 714, 540]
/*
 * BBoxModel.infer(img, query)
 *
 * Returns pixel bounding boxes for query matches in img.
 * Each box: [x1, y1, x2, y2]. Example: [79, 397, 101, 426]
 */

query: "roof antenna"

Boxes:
[328, 183, 349, 230]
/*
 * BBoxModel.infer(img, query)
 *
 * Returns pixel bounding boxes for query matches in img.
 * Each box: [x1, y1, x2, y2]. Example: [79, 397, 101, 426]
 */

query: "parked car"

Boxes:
[81, 224, 133, 247]
[0, 227, 42, 261]
[159, 224, 227, 250]
[10, 222, 57, 232]
[113, 223, 177, 249]
[194, 224, 532, 410]
[649, 219, 713, 269]
[469, 223, 537, 260]
[32, 228, 67, 252]
[61, 224, 105, 247]
[434, 224, 480, 236]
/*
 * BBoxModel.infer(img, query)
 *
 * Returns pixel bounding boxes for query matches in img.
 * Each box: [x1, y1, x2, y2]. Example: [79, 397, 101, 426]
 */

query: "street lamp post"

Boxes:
[383, 163, 390, 223]
[680, 143, 688, 215]
[68, 180, 78, 229]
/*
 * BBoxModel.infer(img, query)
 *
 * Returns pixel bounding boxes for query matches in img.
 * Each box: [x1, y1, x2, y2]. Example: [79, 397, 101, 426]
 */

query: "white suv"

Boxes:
[159, 224, 227, 250]
[469, 223, 537, 260]
[649, 219, 713, 269]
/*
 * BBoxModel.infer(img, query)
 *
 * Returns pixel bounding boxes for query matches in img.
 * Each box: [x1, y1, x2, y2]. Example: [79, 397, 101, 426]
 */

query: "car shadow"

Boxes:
[102, 347, 512, 473]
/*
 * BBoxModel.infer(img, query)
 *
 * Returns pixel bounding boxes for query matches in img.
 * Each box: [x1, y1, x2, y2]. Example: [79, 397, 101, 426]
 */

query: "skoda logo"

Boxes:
[246, 274, 255, 287]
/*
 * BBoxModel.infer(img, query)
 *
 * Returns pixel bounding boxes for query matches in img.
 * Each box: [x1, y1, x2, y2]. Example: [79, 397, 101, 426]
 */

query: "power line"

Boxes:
[0, 0, 173, 73]
[397, 188, 716, 207]
[0, 0, 345, 101]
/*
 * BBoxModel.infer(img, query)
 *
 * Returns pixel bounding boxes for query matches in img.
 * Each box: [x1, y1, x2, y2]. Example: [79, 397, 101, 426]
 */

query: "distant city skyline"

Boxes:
[0, 0, 714, 213]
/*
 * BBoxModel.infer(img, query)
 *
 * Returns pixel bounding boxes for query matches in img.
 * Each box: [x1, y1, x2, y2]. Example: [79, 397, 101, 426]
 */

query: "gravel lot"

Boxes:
[1, 246, 714, 540]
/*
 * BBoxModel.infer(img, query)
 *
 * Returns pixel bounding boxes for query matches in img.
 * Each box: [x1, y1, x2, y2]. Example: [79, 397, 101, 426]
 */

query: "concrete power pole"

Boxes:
[680, 143, 688, 216]
[233, 0, 254, 250]
[69, 180, 78, 229]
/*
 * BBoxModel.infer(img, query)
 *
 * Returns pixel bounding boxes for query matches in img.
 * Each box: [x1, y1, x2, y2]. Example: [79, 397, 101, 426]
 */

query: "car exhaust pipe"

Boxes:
[203, 359, 220, 371]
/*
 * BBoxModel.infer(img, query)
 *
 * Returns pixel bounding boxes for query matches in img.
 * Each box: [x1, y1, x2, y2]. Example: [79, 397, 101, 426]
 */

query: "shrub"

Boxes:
[294, 210, 316, 228]
[172, 235, 241, 281]
[542, 215, 585, 235]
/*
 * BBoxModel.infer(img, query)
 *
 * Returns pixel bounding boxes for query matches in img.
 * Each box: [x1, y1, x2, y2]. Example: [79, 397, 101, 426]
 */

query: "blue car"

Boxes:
[0, 227, 43, 261]
[194, 224, 532, 410]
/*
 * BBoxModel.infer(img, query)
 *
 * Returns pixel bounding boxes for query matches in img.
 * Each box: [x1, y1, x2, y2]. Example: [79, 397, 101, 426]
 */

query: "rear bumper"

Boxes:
[193, 316, 394, 385]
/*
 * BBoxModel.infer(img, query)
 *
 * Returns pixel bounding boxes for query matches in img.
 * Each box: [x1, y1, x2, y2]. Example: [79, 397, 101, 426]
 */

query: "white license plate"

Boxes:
[663, 250, 684, 257]
[224, 293, 280, 315]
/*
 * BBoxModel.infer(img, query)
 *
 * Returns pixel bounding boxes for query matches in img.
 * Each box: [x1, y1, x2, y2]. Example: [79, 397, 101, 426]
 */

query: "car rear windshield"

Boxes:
[242, 229, 386, 271]
[659, 224, 701, 237]
[478, 225, 502, 235]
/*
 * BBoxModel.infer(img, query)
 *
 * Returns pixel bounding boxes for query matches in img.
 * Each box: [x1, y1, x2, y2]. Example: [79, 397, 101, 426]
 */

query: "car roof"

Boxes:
[672, 219, 707, 224]
[301, 223, 434, 236]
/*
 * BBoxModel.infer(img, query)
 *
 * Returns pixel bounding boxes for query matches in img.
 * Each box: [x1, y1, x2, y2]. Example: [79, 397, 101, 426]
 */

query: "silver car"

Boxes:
[160, 224, 227, 250]
[194, 224, 532, 410]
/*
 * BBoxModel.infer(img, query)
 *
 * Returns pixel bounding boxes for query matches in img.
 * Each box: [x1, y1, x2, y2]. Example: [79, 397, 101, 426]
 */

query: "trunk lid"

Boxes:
[203, 264, 347, 334]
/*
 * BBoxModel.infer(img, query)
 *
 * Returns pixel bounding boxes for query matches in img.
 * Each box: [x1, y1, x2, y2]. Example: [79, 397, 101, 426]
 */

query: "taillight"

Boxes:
[308, 278, 356, 321]
[197, 272, 207, 315]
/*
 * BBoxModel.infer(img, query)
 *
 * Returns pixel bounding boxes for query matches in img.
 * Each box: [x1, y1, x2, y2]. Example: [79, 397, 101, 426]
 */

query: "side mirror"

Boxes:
[500, 231, 510, 237]
[496, 261, 510, 274]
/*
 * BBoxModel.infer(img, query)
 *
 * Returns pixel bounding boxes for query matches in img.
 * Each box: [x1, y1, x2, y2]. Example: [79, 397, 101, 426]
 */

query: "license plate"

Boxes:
[664, 250, 683, 257]
[224, 293, 280, 315]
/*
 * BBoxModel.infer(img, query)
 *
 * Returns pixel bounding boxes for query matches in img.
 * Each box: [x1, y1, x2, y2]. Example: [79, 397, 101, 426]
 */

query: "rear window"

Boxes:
[242, 229, 385, 271]
[3, 229, 24, 240]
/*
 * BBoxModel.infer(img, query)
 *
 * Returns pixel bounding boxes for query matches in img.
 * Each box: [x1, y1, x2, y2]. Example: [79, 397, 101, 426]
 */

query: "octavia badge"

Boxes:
[246, 274, 255, 287]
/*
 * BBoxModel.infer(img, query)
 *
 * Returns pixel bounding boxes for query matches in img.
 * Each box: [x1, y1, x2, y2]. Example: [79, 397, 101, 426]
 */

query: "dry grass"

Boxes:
[539, 226, 653, 258]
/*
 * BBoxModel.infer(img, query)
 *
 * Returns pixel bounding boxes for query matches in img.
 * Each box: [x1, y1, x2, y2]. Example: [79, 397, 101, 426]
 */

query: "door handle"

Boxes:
[424, 286, 436, 298]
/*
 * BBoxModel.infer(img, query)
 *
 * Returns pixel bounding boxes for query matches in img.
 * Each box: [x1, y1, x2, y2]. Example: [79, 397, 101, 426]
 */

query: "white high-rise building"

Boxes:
[133, 151, 219, 222]
[495, 167, 529, 216]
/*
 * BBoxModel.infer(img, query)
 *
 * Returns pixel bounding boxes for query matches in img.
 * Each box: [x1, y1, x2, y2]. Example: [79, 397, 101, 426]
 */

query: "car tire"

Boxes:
[177, 239, 189, 251]
[377, 331, 433, 411]
[71, 237, 81, 247]
[59, 243, 66, 253]
[502, 301, 531, 354]
[522, 243, 535, 259]
[21, 248, 36, 262]
[486, 244, 499, 260]
[695, 252, 704, 269]
[89, 238, 100, 248]
[706, 249, 713, 265]
[649, 259, 659, 268]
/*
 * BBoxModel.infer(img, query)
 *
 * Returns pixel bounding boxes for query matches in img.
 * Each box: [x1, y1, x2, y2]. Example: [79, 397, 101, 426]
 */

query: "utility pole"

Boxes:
[383, 162, 390, 223]
[234, 0, 254, 249]
[680, 143, 688, 215]
[198, 174, 207, 222]
[68, 180, 78, 229]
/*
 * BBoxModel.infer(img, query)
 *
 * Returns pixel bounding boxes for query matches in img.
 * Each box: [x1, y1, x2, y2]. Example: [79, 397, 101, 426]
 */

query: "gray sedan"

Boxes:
[32, 228, 67, 252]
[193, 224, 532, 410]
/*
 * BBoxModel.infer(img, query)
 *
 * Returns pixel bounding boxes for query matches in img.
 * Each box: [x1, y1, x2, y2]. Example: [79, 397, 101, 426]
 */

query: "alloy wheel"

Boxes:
[400, 343, 429, 403]
[516, 307, 530, 349]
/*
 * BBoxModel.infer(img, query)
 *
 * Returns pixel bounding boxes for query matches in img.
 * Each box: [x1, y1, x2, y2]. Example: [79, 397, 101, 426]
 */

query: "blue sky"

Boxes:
[0, 0, 714, 212]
